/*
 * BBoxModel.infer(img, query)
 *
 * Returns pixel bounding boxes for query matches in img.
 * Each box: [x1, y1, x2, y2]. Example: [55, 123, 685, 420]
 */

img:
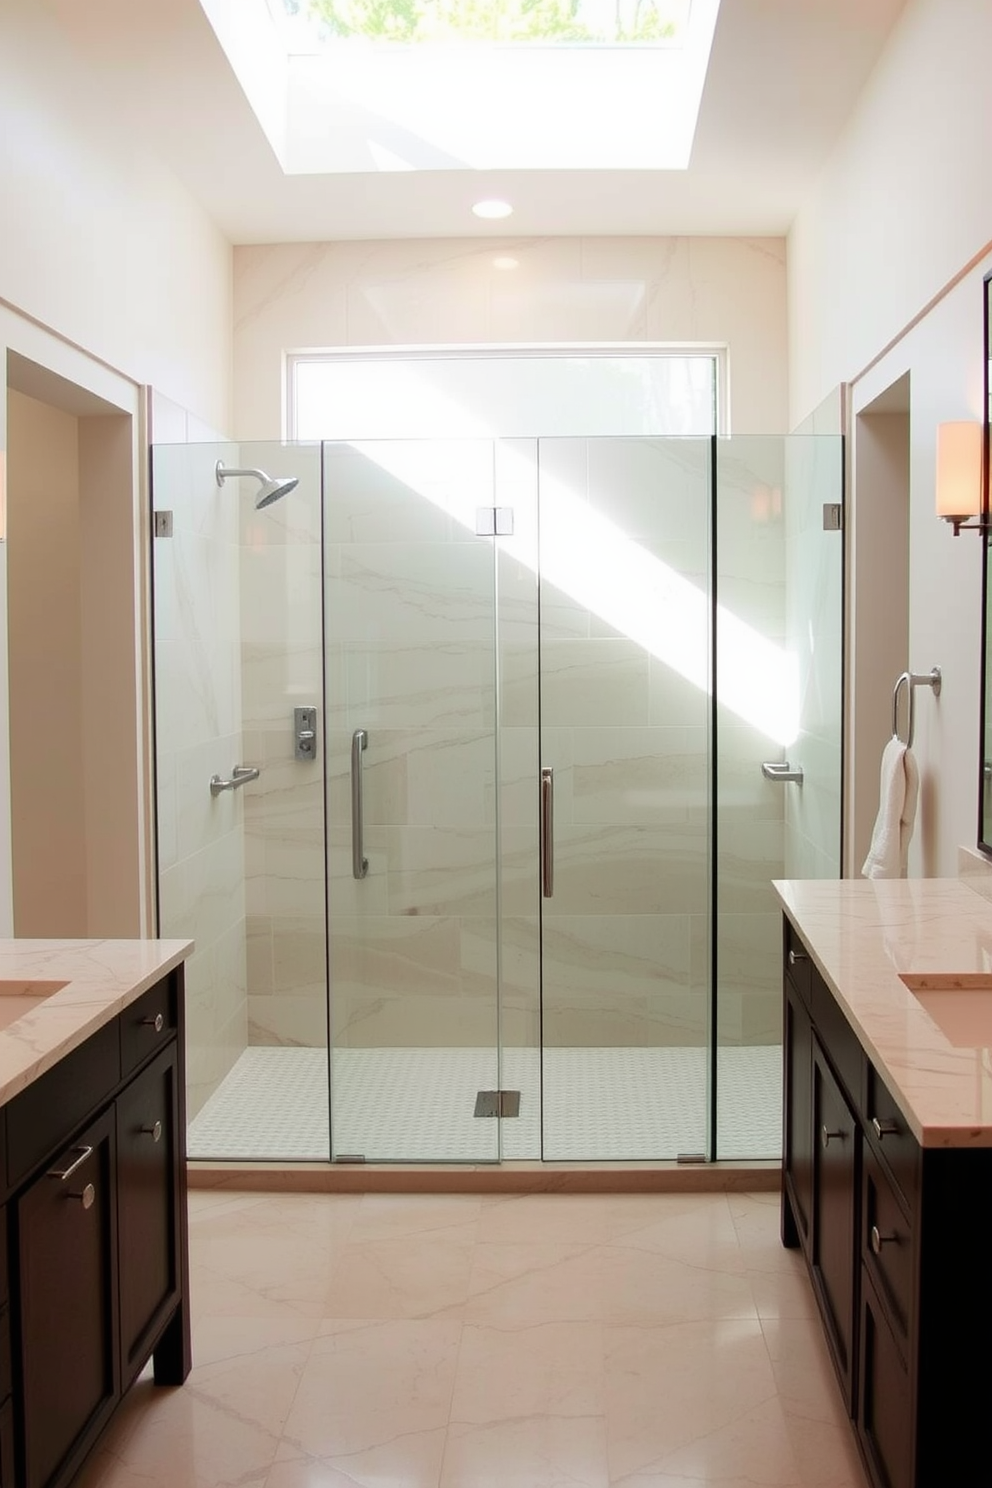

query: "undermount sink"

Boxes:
[0, 979, 68, 1033]
[899, 972, 992, 1048]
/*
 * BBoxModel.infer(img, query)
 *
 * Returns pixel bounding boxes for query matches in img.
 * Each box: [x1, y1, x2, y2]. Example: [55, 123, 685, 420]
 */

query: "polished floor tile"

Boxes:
[73, 1189, 867, 1488]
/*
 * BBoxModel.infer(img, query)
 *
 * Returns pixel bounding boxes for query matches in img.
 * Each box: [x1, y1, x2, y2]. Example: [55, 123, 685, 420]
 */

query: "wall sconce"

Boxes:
[936, 421, 985, 535]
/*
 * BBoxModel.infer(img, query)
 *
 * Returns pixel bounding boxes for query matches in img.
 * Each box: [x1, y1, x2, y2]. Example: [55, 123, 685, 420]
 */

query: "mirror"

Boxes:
[979, 271, 992, 852]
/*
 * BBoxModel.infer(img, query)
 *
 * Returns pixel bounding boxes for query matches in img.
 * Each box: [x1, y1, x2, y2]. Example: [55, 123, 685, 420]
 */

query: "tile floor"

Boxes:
[76, 1188, 867, 1488]
[188, 1045, 782, 1163]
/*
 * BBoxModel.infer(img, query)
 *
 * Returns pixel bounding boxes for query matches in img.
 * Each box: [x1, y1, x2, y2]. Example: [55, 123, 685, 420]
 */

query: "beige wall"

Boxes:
[6, 388, 144, 936]
[0, 0, 234, 936]
[0, 2, 232, 434]
[233, 237, 789, 440]
[6, 391, 86, 934]
[789, 0, 992, 876]
[788, 0, 992, 427]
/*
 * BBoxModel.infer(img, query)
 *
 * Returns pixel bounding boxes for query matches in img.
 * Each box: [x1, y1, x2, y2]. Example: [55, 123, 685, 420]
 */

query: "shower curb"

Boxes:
[187, 1159, 781, 1194]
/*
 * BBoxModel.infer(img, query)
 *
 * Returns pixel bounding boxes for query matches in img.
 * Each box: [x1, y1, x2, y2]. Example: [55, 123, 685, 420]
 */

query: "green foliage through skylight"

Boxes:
[291, 0, 686, 44]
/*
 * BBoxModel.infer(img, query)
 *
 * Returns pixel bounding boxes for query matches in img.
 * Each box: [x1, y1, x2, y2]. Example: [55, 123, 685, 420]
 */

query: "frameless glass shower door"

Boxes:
[537, 438, 713, 1160]
[322, 440, 503, 1161]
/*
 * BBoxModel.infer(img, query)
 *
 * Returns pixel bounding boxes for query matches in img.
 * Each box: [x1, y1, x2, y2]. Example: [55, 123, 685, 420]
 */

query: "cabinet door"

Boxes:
[783, 979, 814, 1251]
[16, 1107, 118, 1488]
[858, 1268, 913, 1488]
[117, 1044, 179, 1383]
[811, 1036, 859, 1412]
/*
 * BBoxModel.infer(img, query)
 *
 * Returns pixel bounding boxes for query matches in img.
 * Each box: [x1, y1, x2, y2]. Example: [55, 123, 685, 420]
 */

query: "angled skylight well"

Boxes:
[201, 0, 720, 173]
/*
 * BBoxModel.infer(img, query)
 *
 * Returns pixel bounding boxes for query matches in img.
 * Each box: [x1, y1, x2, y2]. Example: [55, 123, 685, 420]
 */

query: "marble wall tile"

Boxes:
[156, 748, 178, 874]
[176, 730, 246, 863]
[326, 543, 495, 647]
[569, 727, 708, 825]
[384, 826, 499, 917]
[539, 638, 651, 728]
[249, 994, 328, 1048]
[323, 439, 494, 542]
[326, 728, 496, 830]
[544, 823, 708, 918]
[648, 661, 711, 729]
[325, 643, 495, 731]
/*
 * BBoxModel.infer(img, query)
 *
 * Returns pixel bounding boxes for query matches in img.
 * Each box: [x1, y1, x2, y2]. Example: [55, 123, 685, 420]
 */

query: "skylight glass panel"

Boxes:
[276, 0, 691, 46]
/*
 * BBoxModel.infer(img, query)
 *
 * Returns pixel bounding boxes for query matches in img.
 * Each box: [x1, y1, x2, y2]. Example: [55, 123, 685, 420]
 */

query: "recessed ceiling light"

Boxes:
[492, 255, 519, 271]
[473, 199, 513, 220]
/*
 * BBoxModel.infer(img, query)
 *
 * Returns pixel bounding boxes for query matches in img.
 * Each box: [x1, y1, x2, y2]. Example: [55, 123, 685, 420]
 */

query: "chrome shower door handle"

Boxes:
[541, 767, 554, 898]
[352, 729, 369, 880]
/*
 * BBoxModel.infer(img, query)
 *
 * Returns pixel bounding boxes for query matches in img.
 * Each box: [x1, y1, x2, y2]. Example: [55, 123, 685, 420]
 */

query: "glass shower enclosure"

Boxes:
[152, 429, 842, 1164]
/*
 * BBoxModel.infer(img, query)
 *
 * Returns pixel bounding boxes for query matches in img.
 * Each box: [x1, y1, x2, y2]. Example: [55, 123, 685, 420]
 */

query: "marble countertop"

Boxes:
[0, 938, 193, 1109]
[774, 877, 992, 1147]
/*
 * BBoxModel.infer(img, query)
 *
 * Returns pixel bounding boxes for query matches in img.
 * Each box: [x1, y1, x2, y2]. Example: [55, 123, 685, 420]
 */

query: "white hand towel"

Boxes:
[862, 737, 920, 879]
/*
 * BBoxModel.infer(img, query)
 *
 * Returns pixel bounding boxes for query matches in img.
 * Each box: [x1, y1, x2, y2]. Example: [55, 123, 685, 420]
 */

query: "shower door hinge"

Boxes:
[475, 506, 514, 537]
[154, 510, 174, 538]
[822, 503, 843, 531]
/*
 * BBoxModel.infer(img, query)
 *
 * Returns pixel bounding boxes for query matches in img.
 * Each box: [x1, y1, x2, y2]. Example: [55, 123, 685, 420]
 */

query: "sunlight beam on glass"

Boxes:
[341, 369, 799, 746]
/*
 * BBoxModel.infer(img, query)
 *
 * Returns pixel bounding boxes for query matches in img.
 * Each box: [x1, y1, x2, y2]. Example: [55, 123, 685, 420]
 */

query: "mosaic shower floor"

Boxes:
[188, 1043, 782, 1164]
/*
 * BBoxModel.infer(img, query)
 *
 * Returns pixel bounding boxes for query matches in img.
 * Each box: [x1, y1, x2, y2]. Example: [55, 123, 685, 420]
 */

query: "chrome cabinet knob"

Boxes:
[141, 1120, 163, 1143]
[821, 1126, 845, 1148]
[788, 949, 807, 967]
[142, 1012, 165, 1033]
[872, 1116, 899, 1140]
[68, 1182, 96, 1210]
[871, 1224, 896, 1254]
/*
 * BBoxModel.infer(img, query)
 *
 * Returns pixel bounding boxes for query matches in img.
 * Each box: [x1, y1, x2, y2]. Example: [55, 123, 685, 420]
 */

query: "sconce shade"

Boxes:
[936, 421, 983, 522]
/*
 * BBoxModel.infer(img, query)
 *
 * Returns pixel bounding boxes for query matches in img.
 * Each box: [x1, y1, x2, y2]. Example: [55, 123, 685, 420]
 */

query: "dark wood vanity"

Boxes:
[0, 965, 190, 1488]
[782, 915, 992, 1488]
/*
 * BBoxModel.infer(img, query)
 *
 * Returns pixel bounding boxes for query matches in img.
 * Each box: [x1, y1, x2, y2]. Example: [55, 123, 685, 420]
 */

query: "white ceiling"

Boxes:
[44, 0, 908, 242]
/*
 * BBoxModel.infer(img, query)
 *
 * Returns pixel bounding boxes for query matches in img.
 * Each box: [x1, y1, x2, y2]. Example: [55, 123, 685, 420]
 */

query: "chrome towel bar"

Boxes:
[892, 667, 941, 749]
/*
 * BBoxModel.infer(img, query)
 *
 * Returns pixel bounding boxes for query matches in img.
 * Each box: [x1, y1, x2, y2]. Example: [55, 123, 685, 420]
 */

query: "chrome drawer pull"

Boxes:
[69, 1183, 96, 1211]
[872, 1116, 899, 1140]
[142, 1012, 165, 1033]
[788, 949, 807, 967]
[48, 1145, 93, 1182]
[821, 1126, 845, 1148]
[141, 1121, 164, 1143]
[871, 1224, 897, 1254]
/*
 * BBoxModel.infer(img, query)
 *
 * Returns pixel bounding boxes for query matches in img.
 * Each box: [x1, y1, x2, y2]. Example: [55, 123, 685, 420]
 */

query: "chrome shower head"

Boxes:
[215, 461, 299, 509]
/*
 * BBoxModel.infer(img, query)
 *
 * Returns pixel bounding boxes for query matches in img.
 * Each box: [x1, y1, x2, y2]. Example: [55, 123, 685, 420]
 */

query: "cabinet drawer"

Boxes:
[864, 1064, 919, 1213]
[863, 1143, 914, 1341]
[6, 1022, 119, 1189]
[784, 919, 812, 1006]
[120, 977, 177, 1078]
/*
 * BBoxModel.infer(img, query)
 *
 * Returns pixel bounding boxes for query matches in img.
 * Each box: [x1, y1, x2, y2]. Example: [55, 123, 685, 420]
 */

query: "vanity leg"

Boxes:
[152, 1299, 192, 1385]
[781, 1187, 801, 1249]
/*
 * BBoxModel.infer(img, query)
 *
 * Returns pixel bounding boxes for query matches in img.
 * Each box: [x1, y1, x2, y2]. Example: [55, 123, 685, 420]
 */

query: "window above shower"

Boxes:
[196, 0, 720, 174]
[289, 350, 723, 441]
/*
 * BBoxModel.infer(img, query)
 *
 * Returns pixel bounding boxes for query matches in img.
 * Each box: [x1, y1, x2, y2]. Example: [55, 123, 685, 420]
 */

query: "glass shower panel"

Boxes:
[538, 438, 712, 1161]
[152, 440, 328, 1161]
[714, 436, 843, 1160]
[323, 439, 502, 1162]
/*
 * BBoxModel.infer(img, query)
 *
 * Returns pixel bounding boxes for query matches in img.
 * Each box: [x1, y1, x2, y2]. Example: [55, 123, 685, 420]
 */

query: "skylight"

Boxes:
[275, 0, 691, 47]
[199, 0, 719, 174]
